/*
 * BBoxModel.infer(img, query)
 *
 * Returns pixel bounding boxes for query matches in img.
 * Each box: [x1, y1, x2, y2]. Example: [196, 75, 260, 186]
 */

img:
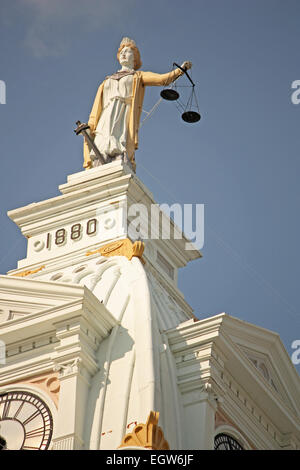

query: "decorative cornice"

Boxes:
[86, 238, 145, 263]
[13, 265, 45, 277]
[53, 358, 81, 377]
[119, 411, 169, 450]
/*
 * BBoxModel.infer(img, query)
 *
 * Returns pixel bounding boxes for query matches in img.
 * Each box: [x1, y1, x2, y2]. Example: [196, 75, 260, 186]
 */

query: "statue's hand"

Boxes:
[181, 61, 192, 71]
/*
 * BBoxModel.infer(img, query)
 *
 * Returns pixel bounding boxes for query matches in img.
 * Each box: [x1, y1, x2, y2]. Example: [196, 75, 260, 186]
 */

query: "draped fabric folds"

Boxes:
[83, 68, 184, 171]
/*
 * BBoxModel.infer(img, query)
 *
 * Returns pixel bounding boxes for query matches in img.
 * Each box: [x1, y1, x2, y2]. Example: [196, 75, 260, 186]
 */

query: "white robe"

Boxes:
[91, 73, 134, 163]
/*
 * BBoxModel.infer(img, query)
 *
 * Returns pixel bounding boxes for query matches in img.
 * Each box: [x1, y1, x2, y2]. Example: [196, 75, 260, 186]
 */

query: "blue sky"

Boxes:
[0, 0, 299, 373]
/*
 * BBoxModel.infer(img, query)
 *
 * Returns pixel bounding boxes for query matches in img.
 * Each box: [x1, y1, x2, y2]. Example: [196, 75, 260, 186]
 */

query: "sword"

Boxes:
[74, 120, 106, 165]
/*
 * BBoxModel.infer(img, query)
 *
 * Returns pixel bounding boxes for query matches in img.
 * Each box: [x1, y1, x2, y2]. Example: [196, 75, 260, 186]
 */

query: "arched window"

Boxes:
[214, 433, 244, 450]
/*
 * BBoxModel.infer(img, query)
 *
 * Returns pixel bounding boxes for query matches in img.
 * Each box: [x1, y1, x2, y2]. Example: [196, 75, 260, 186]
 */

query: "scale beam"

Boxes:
[173, 62, 196, 87]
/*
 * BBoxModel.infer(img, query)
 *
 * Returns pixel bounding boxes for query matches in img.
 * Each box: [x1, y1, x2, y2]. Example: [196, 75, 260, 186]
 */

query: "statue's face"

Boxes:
[119, 46, 135, 69]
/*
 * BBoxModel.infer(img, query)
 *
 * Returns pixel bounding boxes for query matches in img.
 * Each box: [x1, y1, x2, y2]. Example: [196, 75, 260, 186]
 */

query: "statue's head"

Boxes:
[117, 37, 142, 70]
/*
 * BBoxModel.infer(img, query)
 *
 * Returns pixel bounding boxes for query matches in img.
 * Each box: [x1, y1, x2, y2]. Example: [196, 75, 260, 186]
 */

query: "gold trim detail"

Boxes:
[119, 411, 170, 450]
[86, 238, 145, 262]
[13, 265, 46, 277]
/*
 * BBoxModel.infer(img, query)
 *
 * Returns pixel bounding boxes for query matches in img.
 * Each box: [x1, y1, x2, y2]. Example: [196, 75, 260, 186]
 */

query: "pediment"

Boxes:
[237, 345, 296, 412]
[0, 275, 85, 324]
[0, 274, 117, 354]
[220, 314, 300, 417]
[0, 301, 46, 323]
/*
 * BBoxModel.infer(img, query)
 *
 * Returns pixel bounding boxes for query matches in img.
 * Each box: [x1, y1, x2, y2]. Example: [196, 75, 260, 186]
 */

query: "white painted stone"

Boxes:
[1, 164, 299, 451]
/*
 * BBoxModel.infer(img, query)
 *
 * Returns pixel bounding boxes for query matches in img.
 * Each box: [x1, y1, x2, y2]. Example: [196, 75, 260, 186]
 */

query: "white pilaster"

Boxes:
[52, 359, 90, 450]
[182, 386, 217, 449]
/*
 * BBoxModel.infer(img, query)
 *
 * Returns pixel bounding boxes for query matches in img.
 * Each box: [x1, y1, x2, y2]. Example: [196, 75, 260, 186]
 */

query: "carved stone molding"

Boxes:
[0, 307, 12, 322]
[119, 411, 169, 450]
[13, 372, 60, 408]
[53, 358, 81, 378]
[86, 238, 145, 262]
[13, 265, 45, 277]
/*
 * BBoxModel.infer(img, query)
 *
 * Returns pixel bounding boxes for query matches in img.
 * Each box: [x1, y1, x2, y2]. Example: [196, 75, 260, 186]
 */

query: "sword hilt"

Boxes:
[74, 120, 106, 165]
[74, 120, 90, 135]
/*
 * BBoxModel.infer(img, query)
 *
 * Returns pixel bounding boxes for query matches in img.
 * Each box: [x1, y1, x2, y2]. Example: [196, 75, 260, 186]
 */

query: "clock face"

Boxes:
[214, 433, 244, 450]
[0, 391, 53, 450]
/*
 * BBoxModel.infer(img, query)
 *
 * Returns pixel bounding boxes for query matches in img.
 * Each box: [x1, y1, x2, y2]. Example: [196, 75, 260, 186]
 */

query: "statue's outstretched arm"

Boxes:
[142, 62, 192, 87]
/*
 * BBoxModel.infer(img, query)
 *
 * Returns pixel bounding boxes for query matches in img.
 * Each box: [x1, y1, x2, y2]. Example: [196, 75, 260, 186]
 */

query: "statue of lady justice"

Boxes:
[81, 37, 192, 171]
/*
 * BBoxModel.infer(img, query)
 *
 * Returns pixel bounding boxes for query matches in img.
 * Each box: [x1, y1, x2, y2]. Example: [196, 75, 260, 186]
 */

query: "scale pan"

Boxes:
[160, 89, 179, 101]
[181, 111, 201, 123]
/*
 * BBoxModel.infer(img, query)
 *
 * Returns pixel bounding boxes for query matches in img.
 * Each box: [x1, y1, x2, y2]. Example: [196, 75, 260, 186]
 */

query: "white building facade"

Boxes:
[0, 162, 299, 450]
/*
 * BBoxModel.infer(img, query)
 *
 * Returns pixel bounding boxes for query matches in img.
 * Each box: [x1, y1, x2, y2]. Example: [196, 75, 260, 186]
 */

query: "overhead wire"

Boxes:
[140, 63, 186, 128]
[137, 161, 300, 326]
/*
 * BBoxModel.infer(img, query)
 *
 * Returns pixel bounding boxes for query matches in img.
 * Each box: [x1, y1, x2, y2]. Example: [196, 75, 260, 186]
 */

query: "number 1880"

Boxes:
[51, 218, 97, 246]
